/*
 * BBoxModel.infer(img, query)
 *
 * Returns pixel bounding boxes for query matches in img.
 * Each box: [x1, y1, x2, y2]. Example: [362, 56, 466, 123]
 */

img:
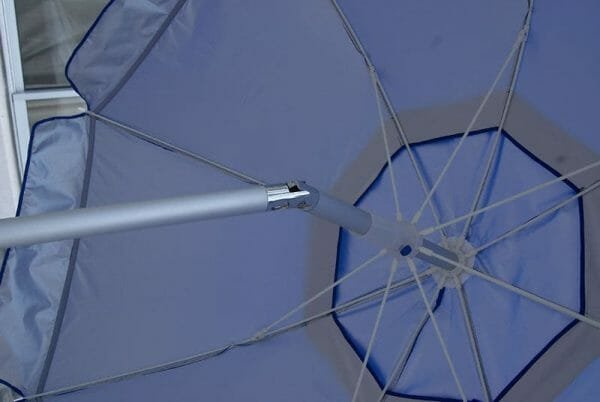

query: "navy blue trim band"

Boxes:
[0, 378, 24, 398]
[333, 127, 585, 401]
[65, 0, 118, 110]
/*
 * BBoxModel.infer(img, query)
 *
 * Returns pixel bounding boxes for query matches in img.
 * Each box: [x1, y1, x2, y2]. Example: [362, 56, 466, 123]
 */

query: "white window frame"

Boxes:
[0, 0, 82, 177]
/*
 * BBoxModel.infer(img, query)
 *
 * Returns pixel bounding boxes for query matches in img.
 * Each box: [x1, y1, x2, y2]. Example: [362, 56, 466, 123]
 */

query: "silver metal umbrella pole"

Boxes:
[0, 187, 269, 248]
[0, 181, 457, 268]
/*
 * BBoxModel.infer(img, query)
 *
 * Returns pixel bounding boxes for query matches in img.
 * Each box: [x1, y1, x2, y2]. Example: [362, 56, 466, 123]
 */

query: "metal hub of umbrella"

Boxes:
[1, 1, 600, 402]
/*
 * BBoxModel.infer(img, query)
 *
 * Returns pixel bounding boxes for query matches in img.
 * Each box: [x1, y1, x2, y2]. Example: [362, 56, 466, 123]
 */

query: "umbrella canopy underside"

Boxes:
[1, 1, 600, 401]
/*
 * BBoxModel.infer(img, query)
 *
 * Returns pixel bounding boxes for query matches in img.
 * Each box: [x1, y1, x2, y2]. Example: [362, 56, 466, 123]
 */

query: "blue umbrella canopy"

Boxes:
[1, 1, 600, 401]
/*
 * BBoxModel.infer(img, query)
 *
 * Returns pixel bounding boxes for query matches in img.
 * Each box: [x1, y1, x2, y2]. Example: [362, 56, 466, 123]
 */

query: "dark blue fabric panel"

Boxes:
[518, 0, 600, 155]
[335, 0, 524, 111]
[101, 0, 379, 192]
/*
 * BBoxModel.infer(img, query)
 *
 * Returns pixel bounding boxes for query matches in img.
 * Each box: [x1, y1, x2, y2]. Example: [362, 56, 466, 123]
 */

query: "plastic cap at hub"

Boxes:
[400, 245, 413, 256]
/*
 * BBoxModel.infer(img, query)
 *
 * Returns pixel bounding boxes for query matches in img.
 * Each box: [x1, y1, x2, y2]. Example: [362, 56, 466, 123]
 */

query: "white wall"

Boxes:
[0, 49, 20, 219]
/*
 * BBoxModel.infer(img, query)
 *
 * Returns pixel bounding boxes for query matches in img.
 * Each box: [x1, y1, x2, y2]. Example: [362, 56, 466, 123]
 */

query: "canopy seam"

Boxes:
[94, 0, 189, 112]
[34, 117, 98, 395]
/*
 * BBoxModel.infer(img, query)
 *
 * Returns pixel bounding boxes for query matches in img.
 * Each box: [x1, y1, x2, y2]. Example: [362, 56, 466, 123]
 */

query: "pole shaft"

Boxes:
[308, 191, 372, 235]
[0, 187, 268, 248]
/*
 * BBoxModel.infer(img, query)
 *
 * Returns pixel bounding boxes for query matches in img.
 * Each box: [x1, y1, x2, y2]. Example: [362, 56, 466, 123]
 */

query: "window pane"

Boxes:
[27, 98, 86, 129]
[16, 0, 108, 89]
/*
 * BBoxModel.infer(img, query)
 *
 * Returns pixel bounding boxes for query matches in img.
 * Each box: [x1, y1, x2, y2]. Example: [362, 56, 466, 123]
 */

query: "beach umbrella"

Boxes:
[1, 1, 599, 401]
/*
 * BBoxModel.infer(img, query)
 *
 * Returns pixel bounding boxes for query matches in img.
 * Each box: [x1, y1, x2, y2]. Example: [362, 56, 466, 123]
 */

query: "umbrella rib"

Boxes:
[84, 110, 267, 186]
[329, 0, 449, 240]
[377, 285, 442, 401]
[455, 278, 491, 402]
[411, 29, 526, 225]
[271, 269, 431, 339]
[421, 159, 600, 236]
[369, 69, 403, 220]
[352, 259, 399, 402]
[469, 180, 600, 257]
[373, 65, 449, 239]
[419, 248, 600, 330]
[407, 258, 467, 401]
[461, 129, 502, 239]
[15, 255, 428, 402]
[460, 0, 534, 240]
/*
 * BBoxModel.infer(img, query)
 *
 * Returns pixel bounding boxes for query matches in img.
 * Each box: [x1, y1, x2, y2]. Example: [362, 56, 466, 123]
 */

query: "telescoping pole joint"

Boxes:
[266, 181, 458, 270]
